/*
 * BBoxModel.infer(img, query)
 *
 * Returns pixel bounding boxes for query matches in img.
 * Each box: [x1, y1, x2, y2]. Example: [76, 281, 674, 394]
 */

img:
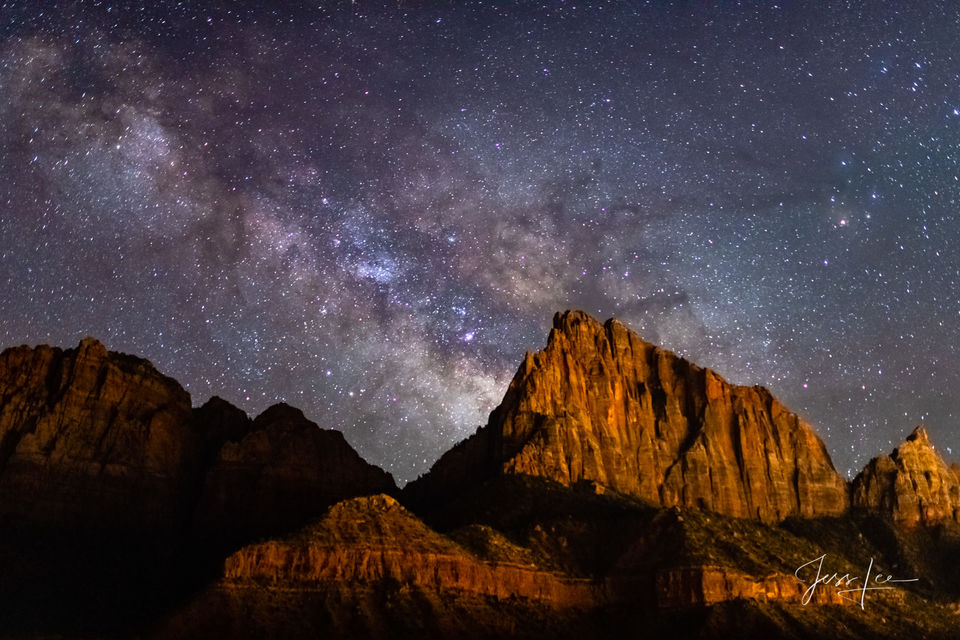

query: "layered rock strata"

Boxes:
[0, 339, 395, 544]
[655, 566, 846, 607]
[222, 494, 597, 607]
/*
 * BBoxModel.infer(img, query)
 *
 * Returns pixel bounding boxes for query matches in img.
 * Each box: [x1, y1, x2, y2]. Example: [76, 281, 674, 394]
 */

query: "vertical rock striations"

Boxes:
[852, 426, 960, 526]
[0, 339, 399, 635]
[408, 310, 848, 522]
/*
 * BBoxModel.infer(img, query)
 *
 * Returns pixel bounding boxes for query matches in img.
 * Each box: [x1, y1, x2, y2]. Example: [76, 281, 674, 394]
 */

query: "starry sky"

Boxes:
[1, 1, 959, 482]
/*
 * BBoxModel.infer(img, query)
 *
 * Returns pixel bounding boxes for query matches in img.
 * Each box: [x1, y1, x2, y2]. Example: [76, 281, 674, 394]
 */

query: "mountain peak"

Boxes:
[193, 398, 396, 545]
[254, 402, 309, 426]
[409, 310, 848, 522]
[552, 308, 602, 330]
[906, 425, 931, 444]
[853, 426, 959, 526]
[77, 335, 106, 351]
[0, 337, 194, 537]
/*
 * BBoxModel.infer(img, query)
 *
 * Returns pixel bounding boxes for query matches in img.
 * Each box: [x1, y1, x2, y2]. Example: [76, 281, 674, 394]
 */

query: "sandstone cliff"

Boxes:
[220, 493, 597, 606]
[654, 566, 845, 607]
[852, 426, 960, 526]
[0, 337, 197, 537]
[0, 338, 395, 543]
[160, 494, 602, 640]
[192, 403, 396, 545]
[408, 310, 848, 522]
[0, 338, 403, 636]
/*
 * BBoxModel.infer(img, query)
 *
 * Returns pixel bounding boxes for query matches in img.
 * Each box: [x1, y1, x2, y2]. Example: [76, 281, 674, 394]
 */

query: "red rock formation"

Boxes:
[222, 494, 598, 607]
[193, 403, 396, 544]
[408, 310, 848, 522]
[852, 426, 960, 526]
[187, 493, 860, 630]
[0, 338, 197, 537]
[655, 566, 846, 607]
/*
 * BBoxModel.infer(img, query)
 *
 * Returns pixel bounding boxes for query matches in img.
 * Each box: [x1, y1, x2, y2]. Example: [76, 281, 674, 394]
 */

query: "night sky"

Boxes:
[2, 2, 959, 482]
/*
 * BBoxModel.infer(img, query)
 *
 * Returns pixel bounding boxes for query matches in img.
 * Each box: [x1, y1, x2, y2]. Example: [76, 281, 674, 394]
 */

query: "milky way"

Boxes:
[2, 2, 959, 481]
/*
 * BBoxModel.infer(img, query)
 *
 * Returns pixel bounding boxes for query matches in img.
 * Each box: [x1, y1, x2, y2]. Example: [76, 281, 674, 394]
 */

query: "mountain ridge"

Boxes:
[3, 312, 960, 638]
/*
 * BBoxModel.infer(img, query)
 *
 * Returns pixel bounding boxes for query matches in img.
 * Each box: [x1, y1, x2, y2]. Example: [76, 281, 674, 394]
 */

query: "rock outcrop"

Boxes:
[852, 426, 960, 526]
[0, 338, 402, 636]
[408, 310, 848, 522]
[3, 329, 953, 640]
[0, 338, 198, 537]
[192, 403, 396, 545]
[220, 493, 597, 607]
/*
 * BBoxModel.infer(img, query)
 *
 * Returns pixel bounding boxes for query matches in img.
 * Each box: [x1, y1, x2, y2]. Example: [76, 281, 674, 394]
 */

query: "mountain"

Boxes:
[406, 310, 848, 522]
[0, 337, 395, 544]
[192, 402, 396, 546]
[161, 473, 960, 640]
[0, 337, 396, 635]
[0, 337, 198, 539]
[852, 426, 960, 526]
[3, 316, 960, 639]
[160, 493, 607, 639]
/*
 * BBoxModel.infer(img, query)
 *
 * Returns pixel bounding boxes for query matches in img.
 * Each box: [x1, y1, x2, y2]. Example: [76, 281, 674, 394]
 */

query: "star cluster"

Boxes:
[2, 2, 959, 481]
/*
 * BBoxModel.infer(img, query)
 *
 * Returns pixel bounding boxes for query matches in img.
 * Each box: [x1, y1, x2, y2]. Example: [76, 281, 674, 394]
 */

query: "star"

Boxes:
[1, 2, 959, 482]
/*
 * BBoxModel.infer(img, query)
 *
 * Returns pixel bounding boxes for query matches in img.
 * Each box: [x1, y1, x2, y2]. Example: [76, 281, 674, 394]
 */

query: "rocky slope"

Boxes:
[852, 426, 960, 526]
[654, 566, 845, 607]
[161, 482, 948, 640]
[158, 493, 605, 640]
[0, 338, 396, 543]
[407, 310, 848, 522]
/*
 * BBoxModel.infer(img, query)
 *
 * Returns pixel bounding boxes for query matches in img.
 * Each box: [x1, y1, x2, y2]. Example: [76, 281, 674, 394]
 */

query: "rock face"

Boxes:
[160, 496, 606, 640]
[0, 338, 197, 537]
[3, 329, 955, 640]
[408, 310, 848, 522]
[852, 426, 960, 526]
[193, 403, 396, 545]
[655, 566, 845, 607]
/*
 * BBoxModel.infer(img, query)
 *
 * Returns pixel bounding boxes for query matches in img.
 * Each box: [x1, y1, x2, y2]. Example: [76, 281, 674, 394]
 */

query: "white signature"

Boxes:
[794, 553, 918, 609]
